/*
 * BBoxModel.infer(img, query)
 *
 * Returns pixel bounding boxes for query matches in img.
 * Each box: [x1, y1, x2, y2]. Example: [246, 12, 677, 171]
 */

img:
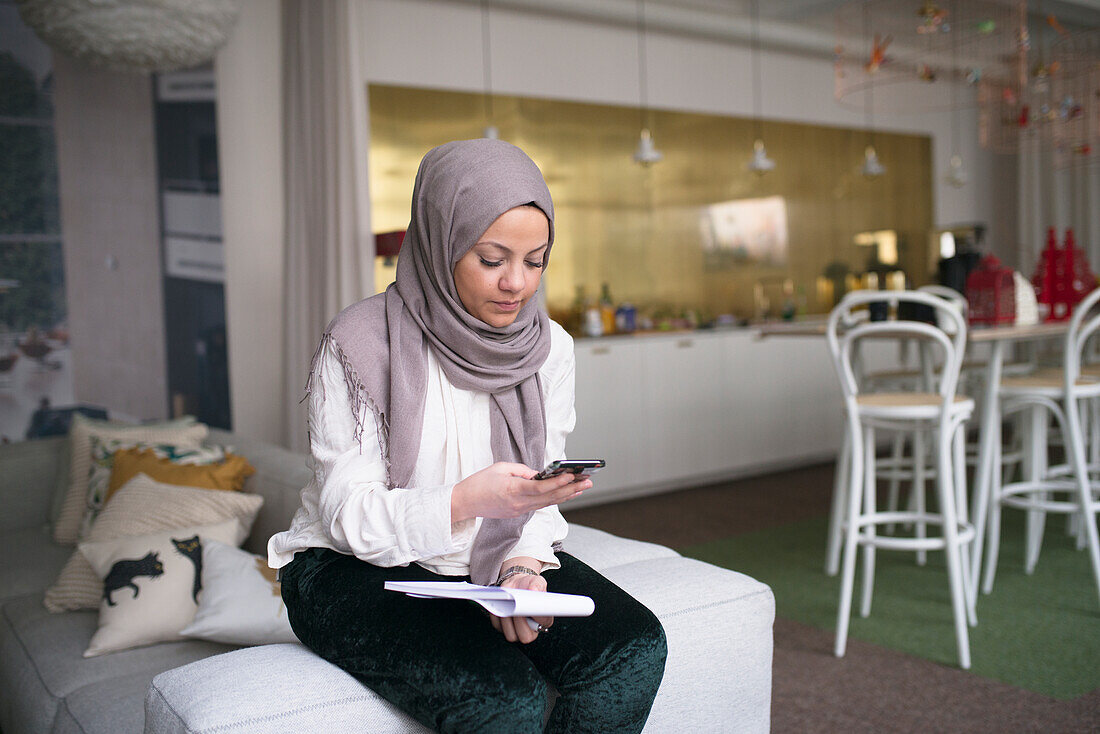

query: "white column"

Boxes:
[215, 0, 286, 444]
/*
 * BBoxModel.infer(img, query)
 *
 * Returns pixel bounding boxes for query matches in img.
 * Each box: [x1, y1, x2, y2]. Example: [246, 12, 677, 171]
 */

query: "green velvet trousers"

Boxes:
[281, 548, 667, 734]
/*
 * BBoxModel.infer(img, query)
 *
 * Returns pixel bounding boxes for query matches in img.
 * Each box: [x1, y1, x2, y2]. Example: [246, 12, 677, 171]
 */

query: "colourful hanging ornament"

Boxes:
[917, 1, 948, 34]
[865, 33, 892, 73]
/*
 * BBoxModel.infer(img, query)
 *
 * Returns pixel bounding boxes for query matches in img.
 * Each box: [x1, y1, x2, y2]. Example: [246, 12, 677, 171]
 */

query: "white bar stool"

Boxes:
[980, 286, 1100, 606]
[827, 290, 977, 669]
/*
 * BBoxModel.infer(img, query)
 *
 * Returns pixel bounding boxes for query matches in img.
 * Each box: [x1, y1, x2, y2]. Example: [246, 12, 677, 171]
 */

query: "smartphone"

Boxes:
[533, 459, 606, 481]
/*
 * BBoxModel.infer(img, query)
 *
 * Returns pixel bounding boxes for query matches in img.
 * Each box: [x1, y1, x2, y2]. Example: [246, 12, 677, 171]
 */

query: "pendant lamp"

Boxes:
[860, 5, 885, 178]
[634, 128, 663, 164]
[944, 0, 967, 187]
[861, 145, 886, 177]
[746, 0, 775, 174]
[945, 154, 968, 187]
[480, 0, 499, 139]
[632, 0, 663, 165]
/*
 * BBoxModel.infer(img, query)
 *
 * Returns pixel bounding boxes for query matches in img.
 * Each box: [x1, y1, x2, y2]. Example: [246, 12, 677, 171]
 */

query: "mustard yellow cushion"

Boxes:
[106, 448, 255, 502]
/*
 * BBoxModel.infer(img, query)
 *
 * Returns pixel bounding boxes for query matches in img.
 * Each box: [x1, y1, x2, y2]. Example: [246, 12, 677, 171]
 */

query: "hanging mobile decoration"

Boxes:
[917, 2, 948, 34]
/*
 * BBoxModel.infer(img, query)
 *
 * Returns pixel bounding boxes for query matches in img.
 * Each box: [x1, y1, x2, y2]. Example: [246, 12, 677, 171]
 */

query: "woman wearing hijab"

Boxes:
[269, 139, 666, 734]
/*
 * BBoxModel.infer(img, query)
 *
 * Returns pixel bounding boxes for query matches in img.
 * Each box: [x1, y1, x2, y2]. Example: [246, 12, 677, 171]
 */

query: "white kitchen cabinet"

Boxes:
[640, 334, 729, 480]
[570, 338, 651, 501]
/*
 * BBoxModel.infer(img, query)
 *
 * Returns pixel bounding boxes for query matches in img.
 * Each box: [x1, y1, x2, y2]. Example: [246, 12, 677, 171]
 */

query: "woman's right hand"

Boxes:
[451, 463, 590, 523]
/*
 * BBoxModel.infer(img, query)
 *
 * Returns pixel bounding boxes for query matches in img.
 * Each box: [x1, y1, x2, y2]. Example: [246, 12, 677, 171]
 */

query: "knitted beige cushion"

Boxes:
[44, 474, 263, 612]
[52, 414, 209, 544]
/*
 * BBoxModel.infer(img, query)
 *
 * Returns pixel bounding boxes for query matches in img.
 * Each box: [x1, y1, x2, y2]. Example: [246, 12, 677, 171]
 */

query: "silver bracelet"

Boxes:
[492, 565, 540, 586]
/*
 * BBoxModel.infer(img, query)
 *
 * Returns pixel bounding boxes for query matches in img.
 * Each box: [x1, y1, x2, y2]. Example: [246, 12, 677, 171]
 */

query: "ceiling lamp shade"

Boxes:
[633, 128, 663, 165]
[16, 0, 240, 73]
[861, 145, 886, 178]
[747, 139, 775, 174]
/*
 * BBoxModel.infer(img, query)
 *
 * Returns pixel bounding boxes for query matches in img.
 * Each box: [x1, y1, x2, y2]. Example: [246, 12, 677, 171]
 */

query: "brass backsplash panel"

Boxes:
[369, 84, 933, 322]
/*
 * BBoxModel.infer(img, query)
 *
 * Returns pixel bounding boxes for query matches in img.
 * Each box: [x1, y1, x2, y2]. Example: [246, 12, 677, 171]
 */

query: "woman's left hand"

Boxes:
[489, 565, 553, 644]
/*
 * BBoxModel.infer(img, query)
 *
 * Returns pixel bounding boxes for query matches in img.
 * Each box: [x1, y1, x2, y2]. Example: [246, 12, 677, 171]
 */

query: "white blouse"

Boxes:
[268, 320, 575, 576]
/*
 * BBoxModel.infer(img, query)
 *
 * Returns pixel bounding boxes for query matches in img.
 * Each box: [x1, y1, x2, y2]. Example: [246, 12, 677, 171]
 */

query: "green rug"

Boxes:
[680, 512, 1100, 699]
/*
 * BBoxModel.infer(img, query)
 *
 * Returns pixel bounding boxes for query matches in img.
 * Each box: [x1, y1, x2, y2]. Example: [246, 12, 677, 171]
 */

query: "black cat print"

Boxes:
[172, 535, 203, 604]
[102, 552, 164, 606]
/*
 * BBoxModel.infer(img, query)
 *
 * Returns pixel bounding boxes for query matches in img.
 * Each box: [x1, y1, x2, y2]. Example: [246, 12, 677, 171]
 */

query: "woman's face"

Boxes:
[454, 206, 549, 328]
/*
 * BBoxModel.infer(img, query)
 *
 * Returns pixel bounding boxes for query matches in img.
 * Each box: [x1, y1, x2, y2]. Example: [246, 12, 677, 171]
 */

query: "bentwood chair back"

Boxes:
[981, 285, 1100, 607]
[826, 290, 976, 669]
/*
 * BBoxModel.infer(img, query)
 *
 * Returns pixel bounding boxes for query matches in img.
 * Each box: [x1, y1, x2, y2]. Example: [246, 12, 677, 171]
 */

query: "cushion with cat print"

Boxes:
[180, 540, 299, 646]
[78, 518, 240, 657]
[44, 473, 263, 613]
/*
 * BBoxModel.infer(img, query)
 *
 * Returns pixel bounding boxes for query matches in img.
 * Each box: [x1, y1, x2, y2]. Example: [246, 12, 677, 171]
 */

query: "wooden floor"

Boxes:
[562, 462, 1100, 733]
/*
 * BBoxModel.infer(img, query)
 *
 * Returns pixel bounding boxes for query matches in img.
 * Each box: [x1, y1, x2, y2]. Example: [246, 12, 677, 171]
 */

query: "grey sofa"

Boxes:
[0, 428, 775, 733]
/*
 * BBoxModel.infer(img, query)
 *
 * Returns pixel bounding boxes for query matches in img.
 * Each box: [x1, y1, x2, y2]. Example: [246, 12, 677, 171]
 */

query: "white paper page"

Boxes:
[384, 581, 595, 618]
[503, 588, 595, 617]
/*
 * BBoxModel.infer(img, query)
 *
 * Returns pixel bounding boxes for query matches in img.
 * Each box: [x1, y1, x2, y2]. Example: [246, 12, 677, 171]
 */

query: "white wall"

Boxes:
[214, 0, 284, 444]
[359, 0, 998, 232]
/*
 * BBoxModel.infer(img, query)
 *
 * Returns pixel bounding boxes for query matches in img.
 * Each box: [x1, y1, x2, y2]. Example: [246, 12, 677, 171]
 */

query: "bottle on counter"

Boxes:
[570, 285, 587, 334]
[583, 291, 603, 337]
[599, 282, 616, 335]
[615, 302, 637, 333]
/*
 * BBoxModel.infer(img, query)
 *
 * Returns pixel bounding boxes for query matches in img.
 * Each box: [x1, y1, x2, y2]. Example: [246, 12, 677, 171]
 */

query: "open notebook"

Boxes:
[384, 581, 595, 619]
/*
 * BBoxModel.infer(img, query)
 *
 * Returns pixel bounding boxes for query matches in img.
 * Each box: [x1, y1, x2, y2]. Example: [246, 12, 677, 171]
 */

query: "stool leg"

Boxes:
[1086, 396, 1095, 464]
[1066, 393, 1100, 609]
[885, 431, 905, 534]
[970, 342, 1005, 603]
[937, 422, 972, 669]
[860, 425, 877, 618]
[1076, 507, 1093, 550]
[826, 427, 851, 576]
[954, 422, 978, 626]
[1077, 398, 1100, 552]
[982, 415, 1004, 595]
[1025, 405, 1049, 575]
[914, 428, 927, 566]
[835, 422, 866, 658]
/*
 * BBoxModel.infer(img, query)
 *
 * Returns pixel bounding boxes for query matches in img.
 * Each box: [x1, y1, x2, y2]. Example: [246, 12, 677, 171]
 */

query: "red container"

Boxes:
[967, 254, 1016, 325]
[374, 230, 406, 259]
